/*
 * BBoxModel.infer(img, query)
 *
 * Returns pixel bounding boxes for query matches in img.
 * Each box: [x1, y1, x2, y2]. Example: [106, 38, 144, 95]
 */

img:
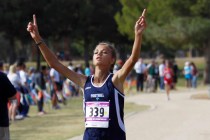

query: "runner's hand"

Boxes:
[27, 14, 41, 42]
[135, 9, 147, 36]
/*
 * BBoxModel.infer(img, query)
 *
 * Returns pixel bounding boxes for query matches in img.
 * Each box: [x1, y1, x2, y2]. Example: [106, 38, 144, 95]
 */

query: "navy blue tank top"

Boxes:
[83, 73, 126, 140]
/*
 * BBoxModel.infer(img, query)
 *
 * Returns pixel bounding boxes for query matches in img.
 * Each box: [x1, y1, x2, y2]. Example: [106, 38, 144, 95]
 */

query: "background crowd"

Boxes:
[116, 58, 199, 94]
[1, 57, 198, 123]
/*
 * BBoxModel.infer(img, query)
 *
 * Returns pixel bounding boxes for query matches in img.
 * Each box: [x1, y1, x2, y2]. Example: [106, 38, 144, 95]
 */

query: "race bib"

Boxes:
[85, 101, 110, 128]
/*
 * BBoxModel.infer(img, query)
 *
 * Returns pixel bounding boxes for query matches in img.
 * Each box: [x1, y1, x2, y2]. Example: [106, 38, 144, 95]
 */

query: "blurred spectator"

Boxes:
[164, 60, 174, 100]
[50, 68, 61, 109]
[113, 59, 123, 74]
[68, 62, 74, 71]
[84, 63, 91, 76]
[7, 65, 21, 121]
[73, 66, 83, 96]
[75, 64, 83, 74]
[134, 58, 146, 92]
[28, 67, 36, 91]
[16, 62, 30, 117]
[183, 61, 192, 88]
[0, 71, 16, 140]
[154, 62, 159, 92]
[159, 60, 165, 91]
[172, 60, 179, 90]
[28, 67, 36, 104]
[34, 66, 48, 115]
[65, 63, 77, 97]
[190, 62, 198, 88]
[7, 65, 21, 90]
[146, 60, 157, 92]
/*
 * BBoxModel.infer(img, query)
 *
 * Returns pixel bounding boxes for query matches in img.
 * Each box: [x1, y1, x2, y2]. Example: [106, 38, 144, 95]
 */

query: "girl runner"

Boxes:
[164, 60, 174, 100]
[27, 9, 147, 140]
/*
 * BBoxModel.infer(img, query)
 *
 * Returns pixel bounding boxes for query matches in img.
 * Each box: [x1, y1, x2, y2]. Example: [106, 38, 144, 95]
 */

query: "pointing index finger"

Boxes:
[33, 14, 37, 25]
[142, 9, 146, 17]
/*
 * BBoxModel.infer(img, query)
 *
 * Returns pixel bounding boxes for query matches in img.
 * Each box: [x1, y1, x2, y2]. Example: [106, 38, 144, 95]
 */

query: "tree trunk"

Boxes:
[204, 41, 210, 84]
[84, 38, 89, 66]
[117, 44, 126, 62]
[36, 46, 41, 71]
[188, 47, 193, 58]
[9, 39, 16, 64]
[63, 37, 71, 60]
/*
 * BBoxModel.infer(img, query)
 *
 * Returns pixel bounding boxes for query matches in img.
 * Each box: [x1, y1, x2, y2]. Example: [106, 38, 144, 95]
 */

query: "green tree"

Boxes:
[115, 0, 148, 40]
[0, 0, 48, 64]
[148, 0, 210, 83]
[115, 0, 156, 58]
[116, 0, 210, 83]
[74, 0, 125, 65]
[0, 0, 126, 66]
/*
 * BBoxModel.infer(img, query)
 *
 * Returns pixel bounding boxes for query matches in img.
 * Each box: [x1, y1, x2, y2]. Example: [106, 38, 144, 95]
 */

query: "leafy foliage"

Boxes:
[0, 0, 210, 66]
[115, 0, 210, 82]
[0, 0, 125, 63]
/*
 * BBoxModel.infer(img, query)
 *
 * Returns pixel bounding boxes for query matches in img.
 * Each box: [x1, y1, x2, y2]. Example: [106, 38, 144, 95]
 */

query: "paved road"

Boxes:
[69, 89, 210, 140]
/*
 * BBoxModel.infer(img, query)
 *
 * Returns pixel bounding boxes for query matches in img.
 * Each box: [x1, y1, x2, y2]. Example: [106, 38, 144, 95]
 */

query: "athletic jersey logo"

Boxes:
[91, 93, 104, 101]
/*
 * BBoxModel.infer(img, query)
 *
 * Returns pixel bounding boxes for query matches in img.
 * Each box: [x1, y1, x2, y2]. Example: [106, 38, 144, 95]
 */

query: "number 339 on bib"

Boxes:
[85, 101, 110, 128]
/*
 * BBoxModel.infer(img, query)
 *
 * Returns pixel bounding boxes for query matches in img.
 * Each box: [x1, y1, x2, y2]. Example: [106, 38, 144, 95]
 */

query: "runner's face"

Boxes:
[93, 44, 113, 67]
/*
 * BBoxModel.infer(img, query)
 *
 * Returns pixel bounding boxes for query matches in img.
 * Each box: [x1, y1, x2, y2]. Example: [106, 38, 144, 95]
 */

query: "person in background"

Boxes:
[50, 68, 61, 109]
[183, 61, 192, 88]
[84, 63, 91, 76]
[0, 71, 16, 140]
[134, 58, 146, 92]
[172, 60, 179, 90]
[76, 64, 83, 74]
[190, 62, 198, 89]
[34, 66, 48, 115]
[66, 62, 77, 97]
[7, 65, 22, 121]
[154, 62, 159, 92]
[159, 60, 165, 91]
[146, 60, 157, 92]
[164, 60, 174, 100]
[68, 62, 74, 71]
[27, 67, 36, 105]
[45, 67, 56, 106]
[16, 61, 30, 117]
[28, 67, 36, 91]
[113, 59, 124, 74]
[73, 66, 83, 96]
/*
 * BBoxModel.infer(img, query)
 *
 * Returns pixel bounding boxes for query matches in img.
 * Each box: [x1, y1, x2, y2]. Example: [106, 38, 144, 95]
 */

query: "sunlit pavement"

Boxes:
[69, 88, 210, 140]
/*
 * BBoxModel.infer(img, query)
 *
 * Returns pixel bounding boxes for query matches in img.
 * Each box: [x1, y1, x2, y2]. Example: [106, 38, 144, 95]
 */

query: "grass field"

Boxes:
[10, 82, 206, 140]
[10, 57, 205, 140]
[10, 97, 149, 140]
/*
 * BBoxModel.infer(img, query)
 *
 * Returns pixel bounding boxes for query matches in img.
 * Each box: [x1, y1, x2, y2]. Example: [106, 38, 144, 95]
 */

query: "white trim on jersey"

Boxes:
[114, 88, 125, 98]
[91, 73, 112, 88]
[114, 89, 126, 132]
